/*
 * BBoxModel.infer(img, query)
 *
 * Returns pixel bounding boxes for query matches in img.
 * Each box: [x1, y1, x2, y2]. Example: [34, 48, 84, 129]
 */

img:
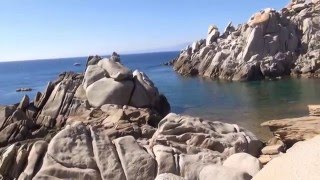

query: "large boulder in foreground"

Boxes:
[253, 135, 320, 180]
[0, 112, 263, 180]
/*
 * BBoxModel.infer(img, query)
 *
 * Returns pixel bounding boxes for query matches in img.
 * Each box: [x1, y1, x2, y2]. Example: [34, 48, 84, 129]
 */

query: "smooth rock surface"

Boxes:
[98, 58, 132, 80]
[83, 65, 106, 89]
[86, 77, 134, 107]
[114, 136, 156, 180]
[199, 165, 251, 180]
[155, 173, 184, 180]
[223, 153, 262, 177]
[253, 135, 320, 180]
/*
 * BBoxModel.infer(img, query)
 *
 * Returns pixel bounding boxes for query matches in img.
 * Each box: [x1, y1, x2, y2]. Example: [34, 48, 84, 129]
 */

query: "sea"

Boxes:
[1, 51, 320, 139]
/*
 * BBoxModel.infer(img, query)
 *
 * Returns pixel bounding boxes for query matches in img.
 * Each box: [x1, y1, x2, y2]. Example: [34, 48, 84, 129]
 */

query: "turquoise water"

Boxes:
[1, 51, 320, 139]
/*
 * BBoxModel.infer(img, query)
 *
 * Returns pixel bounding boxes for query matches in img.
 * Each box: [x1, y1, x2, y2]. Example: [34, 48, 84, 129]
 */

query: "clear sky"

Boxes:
[0, 0, 289, 61]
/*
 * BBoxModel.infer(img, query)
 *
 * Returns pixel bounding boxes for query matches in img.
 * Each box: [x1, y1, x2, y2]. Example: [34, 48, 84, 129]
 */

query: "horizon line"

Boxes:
[0, 50, 180, 63]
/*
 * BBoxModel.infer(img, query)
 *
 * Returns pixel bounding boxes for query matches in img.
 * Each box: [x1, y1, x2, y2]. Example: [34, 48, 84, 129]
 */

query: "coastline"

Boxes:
[0, 53, 319, 179]
[1, 0, 320, 179]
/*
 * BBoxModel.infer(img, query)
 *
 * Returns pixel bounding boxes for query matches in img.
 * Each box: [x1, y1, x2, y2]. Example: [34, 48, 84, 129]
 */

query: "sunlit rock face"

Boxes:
[171, 0, 320, 80]
[0, 113, 263, 180]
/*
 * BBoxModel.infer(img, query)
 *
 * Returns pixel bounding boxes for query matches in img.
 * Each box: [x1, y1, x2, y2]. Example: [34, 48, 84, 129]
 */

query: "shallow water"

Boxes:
[1, 51, 320, 140]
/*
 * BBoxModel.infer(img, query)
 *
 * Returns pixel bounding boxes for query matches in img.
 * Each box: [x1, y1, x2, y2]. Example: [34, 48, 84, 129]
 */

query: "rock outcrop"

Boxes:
[258, 104, 320, 165]
[0, 112, 263, 180]
[0, 53, 170, 150]
[261, 116, 320, 147]
[171, 0, 320, 80]
[253, 135, 320, 180]
[0, 53, 266, 179]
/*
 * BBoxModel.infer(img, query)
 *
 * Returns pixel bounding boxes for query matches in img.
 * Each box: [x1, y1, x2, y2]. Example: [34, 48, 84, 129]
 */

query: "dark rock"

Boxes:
[0, 123, 18, 147]
[34, 82, 55, 109]
[110, 52, 121, 62]
[86, 55, 102, 66]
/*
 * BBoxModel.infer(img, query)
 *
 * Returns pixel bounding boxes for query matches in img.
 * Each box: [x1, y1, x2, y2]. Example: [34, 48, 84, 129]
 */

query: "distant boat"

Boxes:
[16, 88, 32, 92]
[74, 63, 81, 66]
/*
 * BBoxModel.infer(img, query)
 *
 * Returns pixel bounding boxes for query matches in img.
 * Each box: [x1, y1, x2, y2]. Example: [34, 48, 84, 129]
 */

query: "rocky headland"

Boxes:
[171, 0, 320, 81]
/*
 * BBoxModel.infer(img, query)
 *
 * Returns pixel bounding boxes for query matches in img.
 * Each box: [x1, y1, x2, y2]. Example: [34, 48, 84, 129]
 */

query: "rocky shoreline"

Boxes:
[170, 0, 320, 81]
[0, 53, 263, 180]
[0, 52, 320, 179]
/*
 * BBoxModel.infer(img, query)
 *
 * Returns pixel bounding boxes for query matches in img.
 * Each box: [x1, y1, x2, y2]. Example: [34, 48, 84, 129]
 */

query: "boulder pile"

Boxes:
[0, 53, 170, 151]
[0, 110, 263, 179]
[171, 0, 320, 80]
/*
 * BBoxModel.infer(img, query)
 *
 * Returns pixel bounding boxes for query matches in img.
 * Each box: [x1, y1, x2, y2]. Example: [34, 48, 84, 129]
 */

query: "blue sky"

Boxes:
[0, 0, 288, 61]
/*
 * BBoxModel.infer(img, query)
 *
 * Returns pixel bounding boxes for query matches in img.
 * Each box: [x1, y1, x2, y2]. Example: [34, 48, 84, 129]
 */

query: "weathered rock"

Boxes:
[10, 144, 32, 179]
[7, 109, 29, 124]
[19, 141, 48, 180]
[261, 144, 284, 155]
[132, 70, 159, 105]
[259, 153, 281, 165]
[153, 94, 171, 118]
[86, 77, 134, 107]
[155, 173, 184, 180]
[223, 153, 262, 177]
[199, 165, 251, 180]
[308, 105, 320, 116]
[34, 82, 55, 109]
[170, 1, 320, 81]
[179, 152, 223, 179]
[261, 116, 320, 146]
[83, 65, 106, 89]
[37, 81, 69, 127]
[206, 25, 220, 46]
[153, 145, 177, 175]
[0, 123, 18, 147]
[253, 135, 320, 180]
[151, 113, 262, 157]
[34, 123, 100, 179]
[110, 52, 121, 62]
[191, 41, 201, 53]
[0, 106, 16, 129]
[17, 95, 30, 111]
[90, 126, 126, 180]
[130, 76, 152, 108]
[0, 144, 18, 177]
[86, 55, 102, 66]
[25, 103, 38, 120]
[114, 136, 156, 180]
[232, 62, 264, 81]
[98, 58, 132, 80]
